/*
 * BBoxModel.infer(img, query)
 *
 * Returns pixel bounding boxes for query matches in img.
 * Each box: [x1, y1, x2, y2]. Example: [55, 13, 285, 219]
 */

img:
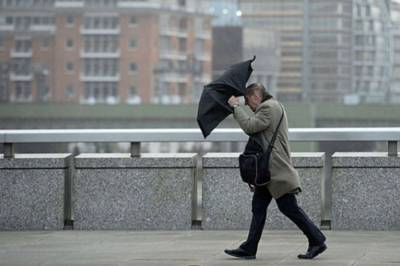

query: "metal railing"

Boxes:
[1, 128, 399, 158]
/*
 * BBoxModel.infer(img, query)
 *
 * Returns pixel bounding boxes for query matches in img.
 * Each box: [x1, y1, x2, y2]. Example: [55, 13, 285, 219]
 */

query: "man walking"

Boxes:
[224, 83, 327, 260]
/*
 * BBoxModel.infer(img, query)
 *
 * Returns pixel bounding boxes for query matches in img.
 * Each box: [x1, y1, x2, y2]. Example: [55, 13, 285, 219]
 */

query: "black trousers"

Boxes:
[240, 186, 326, 255]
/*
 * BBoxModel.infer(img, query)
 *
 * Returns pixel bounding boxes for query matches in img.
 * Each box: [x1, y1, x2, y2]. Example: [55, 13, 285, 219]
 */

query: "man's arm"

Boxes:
[233, 104, 271, 134]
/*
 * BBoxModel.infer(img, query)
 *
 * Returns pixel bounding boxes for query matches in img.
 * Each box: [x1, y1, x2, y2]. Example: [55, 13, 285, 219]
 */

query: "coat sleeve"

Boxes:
[233, 104, 271, 134]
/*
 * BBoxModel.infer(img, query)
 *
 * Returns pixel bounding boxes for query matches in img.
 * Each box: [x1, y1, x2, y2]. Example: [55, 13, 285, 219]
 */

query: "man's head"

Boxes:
[245, 83, 272, 111]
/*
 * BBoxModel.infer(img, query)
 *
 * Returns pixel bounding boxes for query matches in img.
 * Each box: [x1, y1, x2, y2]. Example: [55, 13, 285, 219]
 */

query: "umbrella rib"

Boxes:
[205, 88, 234, 113]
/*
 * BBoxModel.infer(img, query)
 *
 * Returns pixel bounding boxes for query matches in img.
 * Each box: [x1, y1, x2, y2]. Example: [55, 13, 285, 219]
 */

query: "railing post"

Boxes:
[4, 143, 15, 158]
[321, 151, 333, 230]
[388, 141, 398, 157]
[192, 153, 203, 229]
[130, 142, 141, 157]
[64, 154, 74, 230]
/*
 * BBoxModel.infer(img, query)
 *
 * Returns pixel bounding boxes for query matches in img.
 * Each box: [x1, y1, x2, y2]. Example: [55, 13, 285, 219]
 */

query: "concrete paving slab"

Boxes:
[0, 231, 399, 266]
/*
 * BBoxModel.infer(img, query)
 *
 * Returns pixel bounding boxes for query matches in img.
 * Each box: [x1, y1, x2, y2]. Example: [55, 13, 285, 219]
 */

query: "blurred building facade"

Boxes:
[239, 0, 397, 104]
[0, 0, 212, 104]
[351, 0, 392, 104]
[308, 0, 352, 103]
[239, 1, 306, 101]
[390, 0, 400, 103]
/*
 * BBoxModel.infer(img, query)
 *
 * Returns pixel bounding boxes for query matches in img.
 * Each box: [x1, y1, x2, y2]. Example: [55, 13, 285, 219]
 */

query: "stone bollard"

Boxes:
[332, 152, 400, 230]
[73, 153, 196, 230]
[0, 154, 69, 230]
[202, 153, 324, 230]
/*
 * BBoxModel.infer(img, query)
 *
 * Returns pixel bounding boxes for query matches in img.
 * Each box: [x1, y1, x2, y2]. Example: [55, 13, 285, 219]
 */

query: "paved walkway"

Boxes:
[0, 230, 399, 266]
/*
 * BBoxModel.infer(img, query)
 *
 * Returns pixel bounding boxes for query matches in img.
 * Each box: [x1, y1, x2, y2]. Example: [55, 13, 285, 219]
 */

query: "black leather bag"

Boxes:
[239, 104, 284, 187]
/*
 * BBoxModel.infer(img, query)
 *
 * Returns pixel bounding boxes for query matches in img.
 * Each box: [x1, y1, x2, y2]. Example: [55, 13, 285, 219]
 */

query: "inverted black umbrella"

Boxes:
[197, 56, 256, 138]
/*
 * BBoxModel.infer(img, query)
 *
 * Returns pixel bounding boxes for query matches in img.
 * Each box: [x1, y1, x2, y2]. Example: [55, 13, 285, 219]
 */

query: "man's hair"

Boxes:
[245, 83, 273, 101]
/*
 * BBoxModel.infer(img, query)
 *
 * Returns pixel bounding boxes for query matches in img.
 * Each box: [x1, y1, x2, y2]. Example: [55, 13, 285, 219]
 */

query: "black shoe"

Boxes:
[224, 248, 256, 260]
[298, 243, 327, 259]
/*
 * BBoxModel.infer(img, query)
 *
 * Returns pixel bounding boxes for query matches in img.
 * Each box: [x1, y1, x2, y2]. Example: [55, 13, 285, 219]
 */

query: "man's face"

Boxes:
[245, 92, 262, 111]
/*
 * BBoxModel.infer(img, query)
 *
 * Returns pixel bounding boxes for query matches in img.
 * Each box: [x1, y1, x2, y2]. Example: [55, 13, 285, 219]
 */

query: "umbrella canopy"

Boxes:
[197, 56, 256, 138]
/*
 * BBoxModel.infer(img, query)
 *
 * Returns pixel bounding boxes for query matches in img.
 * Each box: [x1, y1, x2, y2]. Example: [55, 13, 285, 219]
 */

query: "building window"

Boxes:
[38, 85, 50, 101]
[355, 20, 363, 31]
[203, 20, 211, 31]
[160, 36, 170, 51]
[66, 62, 74, 73]
[41, 37, 50, 49]
[83, 16, 119, 29]
[178, 0, 186, 7]
[15, 38, 31, 52]
[0, 35, 4, 51]
[380, 66, 385, 77]
[129, 16, 138, 26]
[84, 81, 118, 104]
[129, 63, 137, 73]
[367, 66, 374, 76]
[178, 83, 186, 97]
[168, 16, 176, 28]
[355, 81, 361, 90]
[365, 5, 371, 17]
[85, 0, 118, 8]
[6, 16, 13, 25]
[14, 81, 32, 101]
[355, 35, 363, 45]
[33, 16, 40, 25]
[368, 20, 374, 31]
[195, 39, 204, 54]
[66, 85, 75, 98]
[84, 59, 118, 76]
[66, 15, 74, 26]
[178, 17, 187, 31]
[14, 16, 31, 30]
[111, 83, 117, 97]
[84, 35, 118, 53]
[127, 85, 141, 104]
[66, 39, 74, 49]
[129, 86, 137, 96]
[355, 51, 363, 60]
[178, 38, 187, 52]
[129, 39, 137, 49]
[12, 58, 31, 76]
[356, 4, 361, 17]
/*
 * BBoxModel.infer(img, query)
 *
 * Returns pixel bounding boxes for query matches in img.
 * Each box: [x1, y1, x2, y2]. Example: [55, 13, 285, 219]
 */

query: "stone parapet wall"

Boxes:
[0, 154, 69, 230]
[73, 153, 196, 230]
[1, 151, 399, 231]
[332, 152, 400, 230]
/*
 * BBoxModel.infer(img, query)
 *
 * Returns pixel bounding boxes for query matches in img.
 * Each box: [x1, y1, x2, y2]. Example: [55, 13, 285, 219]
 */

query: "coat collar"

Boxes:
[255, 99, 273, 113]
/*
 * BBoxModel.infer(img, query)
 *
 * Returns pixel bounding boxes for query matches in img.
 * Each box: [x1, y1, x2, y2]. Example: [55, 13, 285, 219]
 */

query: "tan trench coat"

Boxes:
[233, 99, 301, 199]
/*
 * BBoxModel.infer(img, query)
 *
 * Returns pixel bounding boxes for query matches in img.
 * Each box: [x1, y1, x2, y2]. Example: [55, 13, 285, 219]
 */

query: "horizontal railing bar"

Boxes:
[1, 128, 400, 143]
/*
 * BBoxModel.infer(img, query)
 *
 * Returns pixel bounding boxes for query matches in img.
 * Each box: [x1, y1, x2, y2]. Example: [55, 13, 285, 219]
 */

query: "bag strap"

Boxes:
[267, 103, 285, 151]
[250, 103, 284, 152]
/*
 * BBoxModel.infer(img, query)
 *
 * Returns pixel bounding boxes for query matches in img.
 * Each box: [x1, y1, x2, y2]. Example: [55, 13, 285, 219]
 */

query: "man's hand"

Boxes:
[228, 96, 240, 107]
